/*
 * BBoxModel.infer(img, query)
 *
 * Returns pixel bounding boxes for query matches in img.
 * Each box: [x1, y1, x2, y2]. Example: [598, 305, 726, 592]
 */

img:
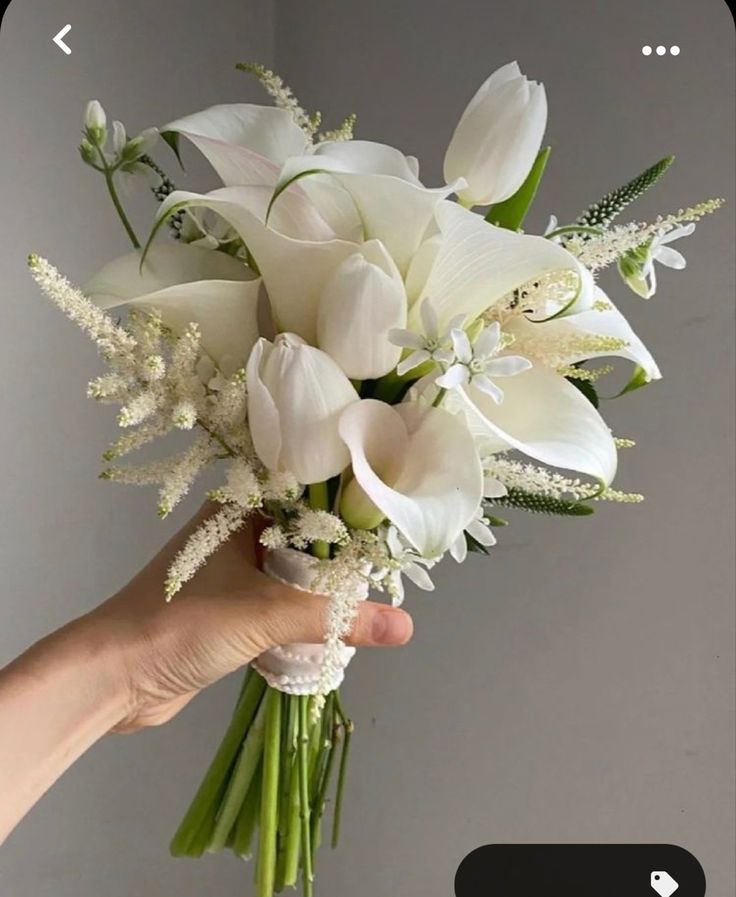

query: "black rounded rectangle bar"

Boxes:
[455, 844, 706, 896]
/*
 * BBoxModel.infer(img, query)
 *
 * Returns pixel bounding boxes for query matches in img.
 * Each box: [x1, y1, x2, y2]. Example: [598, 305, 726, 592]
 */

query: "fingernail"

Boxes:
[371, 609, 413, 645]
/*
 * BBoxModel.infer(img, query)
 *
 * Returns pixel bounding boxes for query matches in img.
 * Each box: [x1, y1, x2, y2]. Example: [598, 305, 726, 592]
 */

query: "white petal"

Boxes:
[397, 349, 431, 376]
[653, 245, 687, 270]
[317, 243, 407, 379]
[483, 475, 508, 498]
[474, 321, 501, 357]
[86, 243, 252, 305]
[467, 518, 497, 546]
[449, 532, 468, 563]
[471, 375, 505, 403]
[404, 562, 435, 591]
[436, 363, 469, 389]
[405, 235, 441, 305]
[339, 400, 483, 556]
[411, 202, 587, 332]
[451, 328, 473, 364]
[485, 355, 533, 377]
[330, 173, 459, 275]
[313, 139, 423, 182]
[512, 287, 661, 381]
[449, 365, 618, 483]
[86, 245, 261, 367]
[658, 222, 695, 244]
[163, 104, 308, 185]
[389, 329, 426, 350]
[246, 339, 282, 471]
[444, 64, 547, 206]
[259, 335, 358, 484]
[154, 188, 357, 342]
[420, 297, 439, 340]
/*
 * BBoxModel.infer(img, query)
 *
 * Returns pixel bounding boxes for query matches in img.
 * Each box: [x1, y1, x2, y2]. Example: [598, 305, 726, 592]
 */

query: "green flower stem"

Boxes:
[208, 697, 268, 852]
[298, 696, 314, 895]
[307, 483, 331, 559]
[282, 724, 303, 887]
[431, 387, 447, 408]
[310, 698, 338, 866]
[231, 762, 262, 859]
[257, 688, 282, 897]
[275, 695, 297, 891]
[103, 168, 141, 248]
[170, 668, 266, 857]
[331, 692, 354, 849]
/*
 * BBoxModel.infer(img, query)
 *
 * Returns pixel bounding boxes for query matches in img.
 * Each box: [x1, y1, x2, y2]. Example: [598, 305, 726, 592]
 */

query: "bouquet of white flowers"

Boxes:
[28, 60, 721, 896]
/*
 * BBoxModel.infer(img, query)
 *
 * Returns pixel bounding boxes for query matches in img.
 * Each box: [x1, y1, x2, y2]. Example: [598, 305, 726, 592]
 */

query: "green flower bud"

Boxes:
[79, 138, 97, 166]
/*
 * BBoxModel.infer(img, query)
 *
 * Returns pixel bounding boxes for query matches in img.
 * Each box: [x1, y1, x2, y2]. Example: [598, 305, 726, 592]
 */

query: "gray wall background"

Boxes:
[1, 1, 734, 895]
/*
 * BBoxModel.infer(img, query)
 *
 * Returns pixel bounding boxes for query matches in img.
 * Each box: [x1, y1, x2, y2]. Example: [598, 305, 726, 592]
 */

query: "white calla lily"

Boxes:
[86, 243, 261, 369]
[317, 241, 407, 379]
[447, 364, 618, 484]
[246, 334, 358, 484]
[154, 187, 358, 342]
[339, 399, 483, 557]
[162, 104, 308, 186]
[411, 202, 593, 333]
[444, 61, 547, 207]
[507, 286, 661, 382]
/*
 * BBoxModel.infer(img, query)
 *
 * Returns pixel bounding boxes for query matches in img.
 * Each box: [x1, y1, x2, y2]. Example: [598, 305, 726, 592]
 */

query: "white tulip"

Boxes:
[444, 61, 547, 207]
[246, 335, 358, 485]
[339, 400, 483, 557]
[317, 241, 406, 379]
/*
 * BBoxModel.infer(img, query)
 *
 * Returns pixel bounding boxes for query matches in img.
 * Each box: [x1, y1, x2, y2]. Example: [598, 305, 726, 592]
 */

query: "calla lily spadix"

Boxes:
[317, 240, 407, 379]
[86, 243, 261, 371]
[444, 61, 547, 208]
[445, 364, 618, 484]
[338, 399, 483, 557]
[246, 334, 358, 485]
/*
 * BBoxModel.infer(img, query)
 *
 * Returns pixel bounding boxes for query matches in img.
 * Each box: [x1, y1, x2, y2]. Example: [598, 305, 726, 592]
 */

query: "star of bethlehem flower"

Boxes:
[388, 298, 463, 376]
[449, 506, 497, 563]
[619, 223, 695, 299]
[435, 322, 533, 403]
[377, 525, 436, 607]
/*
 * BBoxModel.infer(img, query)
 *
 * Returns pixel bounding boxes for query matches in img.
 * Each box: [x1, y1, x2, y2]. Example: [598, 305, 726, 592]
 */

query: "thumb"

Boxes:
[257, 580, 414, 650]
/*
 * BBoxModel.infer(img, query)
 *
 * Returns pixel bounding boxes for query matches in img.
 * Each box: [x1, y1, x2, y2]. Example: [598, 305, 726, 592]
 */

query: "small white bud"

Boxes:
[112, 121, 127, 156]
[84, 100, 107, 144]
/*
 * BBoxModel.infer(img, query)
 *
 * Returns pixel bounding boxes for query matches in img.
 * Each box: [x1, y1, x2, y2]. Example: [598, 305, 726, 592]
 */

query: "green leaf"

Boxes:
[567, 375, 600, 408]
[576, 155, 674, 229]
[161, 131, 184, 169]
[489, 488, 594, 517]
[485, 146, 551, 231]
[606, 364, 650, 399]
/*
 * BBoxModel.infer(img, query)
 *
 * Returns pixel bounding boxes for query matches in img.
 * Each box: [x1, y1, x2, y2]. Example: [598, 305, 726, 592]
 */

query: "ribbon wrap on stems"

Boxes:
[252, 547, 369, 695]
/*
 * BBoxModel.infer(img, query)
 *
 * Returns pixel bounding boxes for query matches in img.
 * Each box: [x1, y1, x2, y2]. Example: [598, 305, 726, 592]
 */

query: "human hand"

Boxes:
[85, 505, 414, 732]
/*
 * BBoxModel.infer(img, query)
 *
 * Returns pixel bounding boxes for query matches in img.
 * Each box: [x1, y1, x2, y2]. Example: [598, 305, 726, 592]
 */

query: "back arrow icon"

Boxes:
[53, 24, 72, 55]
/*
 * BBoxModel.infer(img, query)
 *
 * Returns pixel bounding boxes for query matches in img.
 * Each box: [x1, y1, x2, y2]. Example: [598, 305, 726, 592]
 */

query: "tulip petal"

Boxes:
[86, 244, 261, 368]
[412, 202, 587, 332]
[163, 104, 308, 185]
[317, 243, 407, 379]
[246, 339, 282, 470]
[339, 399, 483, 556]
[449, 365, 617, 483]
[154, 188, 358, 342]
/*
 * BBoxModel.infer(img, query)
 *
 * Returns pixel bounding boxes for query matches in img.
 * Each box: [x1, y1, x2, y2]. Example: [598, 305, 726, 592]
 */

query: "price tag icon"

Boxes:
[651, 870, 679, 896]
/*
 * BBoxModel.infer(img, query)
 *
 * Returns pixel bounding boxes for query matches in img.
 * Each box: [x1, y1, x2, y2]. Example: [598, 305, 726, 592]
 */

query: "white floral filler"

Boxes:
[29, 62, 721, 897]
